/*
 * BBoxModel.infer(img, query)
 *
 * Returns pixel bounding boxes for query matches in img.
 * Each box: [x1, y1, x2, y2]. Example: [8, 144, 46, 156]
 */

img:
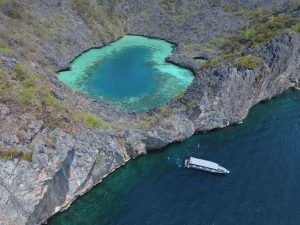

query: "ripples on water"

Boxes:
[48, 91, 300, 225]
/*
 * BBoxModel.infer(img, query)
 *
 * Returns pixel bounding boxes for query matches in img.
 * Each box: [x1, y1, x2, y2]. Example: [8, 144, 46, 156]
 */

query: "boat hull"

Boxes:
[184, 159, 230, 174]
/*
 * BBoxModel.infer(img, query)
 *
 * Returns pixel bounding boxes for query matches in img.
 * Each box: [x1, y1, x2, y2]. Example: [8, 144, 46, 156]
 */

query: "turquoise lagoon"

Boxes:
[58, 35, 194, 111]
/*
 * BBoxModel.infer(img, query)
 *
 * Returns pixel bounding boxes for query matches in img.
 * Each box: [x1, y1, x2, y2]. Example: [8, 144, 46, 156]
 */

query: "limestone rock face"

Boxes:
[0, 1, 299, 225]
[1, 33, 299, 225]
[186, 34, 300, 131]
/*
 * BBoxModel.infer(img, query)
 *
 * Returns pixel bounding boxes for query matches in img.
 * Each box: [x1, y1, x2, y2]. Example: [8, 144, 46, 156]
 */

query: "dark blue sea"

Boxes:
[48, 90, 300, 225]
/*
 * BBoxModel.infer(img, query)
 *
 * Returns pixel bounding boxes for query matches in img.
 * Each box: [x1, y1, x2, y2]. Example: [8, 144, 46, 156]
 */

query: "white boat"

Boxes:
[184, 157, 230, 174]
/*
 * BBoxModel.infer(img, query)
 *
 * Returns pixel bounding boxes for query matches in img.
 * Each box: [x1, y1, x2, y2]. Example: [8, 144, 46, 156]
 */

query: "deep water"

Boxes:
[58, 36, 194, 112]
[48, 90, 300, 225]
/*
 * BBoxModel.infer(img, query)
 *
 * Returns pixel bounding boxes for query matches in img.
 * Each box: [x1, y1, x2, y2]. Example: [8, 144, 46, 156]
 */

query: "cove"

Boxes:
[48, 90, 300, 225]
[58, 35, 194, 112]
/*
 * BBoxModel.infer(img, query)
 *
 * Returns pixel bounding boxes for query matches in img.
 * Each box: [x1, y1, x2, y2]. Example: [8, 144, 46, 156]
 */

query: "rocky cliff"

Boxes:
[0, 0, 299, 224]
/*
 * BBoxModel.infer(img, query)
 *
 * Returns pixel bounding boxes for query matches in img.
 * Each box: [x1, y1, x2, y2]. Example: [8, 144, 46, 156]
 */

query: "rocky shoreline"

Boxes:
[1, 32, 298, 225]
[0, 1, 299, 225]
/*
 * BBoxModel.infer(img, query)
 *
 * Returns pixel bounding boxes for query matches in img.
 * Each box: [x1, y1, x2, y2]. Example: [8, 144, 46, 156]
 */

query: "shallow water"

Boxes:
[58, 36, 194, 112]
[48, 90, 300, 225]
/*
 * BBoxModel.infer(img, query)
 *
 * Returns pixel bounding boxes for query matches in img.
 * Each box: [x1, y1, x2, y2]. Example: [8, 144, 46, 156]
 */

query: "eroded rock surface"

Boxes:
[0, 1, 299, 224]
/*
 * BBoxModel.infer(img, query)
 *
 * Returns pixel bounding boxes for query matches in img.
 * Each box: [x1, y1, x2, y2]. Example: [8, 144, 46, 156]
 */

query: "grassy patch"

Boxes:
[158, 0, 176, 12]
[175, 91, 185, 100]
[0, 149, 33, 161]
[135, 117, 157, 129]
[200, 5, 300, 70]
[0, 82, 8, 90]
[49, 133, 59, 142]
[14, 64, 62, 108]
[73, 112, 122, 130]
[0, 0, 23, 19]
[0, 149, 22, 159]
[95, 154, 104, 166]
[185, 101, 197, 110]
[14, 63, 29, 81]
[291, 23, 300, 33]
[159, 106, 173, 118]
[230, 9, 300, 50]
[239, 28, 259, 45]
[0, 43, 13, 55]
[136, 106, 175, 129]
[20, 87, 35, 106]
[21, 151, 33, 161]
[42, 94, 62, 108]
[72, 0, 119, 40]
[74, 113, 100, 129]
[200, 53, 236, 69]
[1, 62, 70, 129]
[233, 55, 263, 70]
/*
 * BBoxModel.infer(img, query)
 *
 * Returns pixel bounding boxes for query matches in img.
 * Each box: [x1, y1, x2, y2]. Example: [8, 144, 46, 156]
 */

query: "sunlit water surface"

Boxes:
[49, 90, 300, 225]
[58, 35, 194, 112]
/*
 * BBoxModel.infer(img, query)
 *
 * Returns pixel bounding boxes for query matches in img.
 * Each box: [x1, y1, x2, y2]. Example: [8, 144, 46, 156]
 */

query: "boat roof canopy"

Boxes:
[189, 157, 219, 170]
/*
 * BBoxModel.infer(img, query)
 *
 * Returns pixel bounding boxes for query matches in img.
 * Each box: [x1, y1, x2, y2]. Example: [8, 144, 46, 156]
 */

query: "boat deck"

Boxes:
[185, 157, 229, 174]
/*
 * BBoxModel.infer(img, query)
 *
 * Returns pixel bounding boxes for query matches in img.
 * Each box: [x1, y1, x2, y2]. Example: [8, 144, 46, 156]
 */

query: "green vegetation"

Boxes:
[14, 63, 27, 81]
[0, 42, 13, 55]
[42, 95, 61, 108]
[175, 91, 185, 100]
[170, 11, 199, 25]
[136, 106, 175, 129]
[239, 28, 259, 45]
[14, 63, 64, 113]
[291, 23, 300, 33]
[20, 86, 37, 106]
[72, 0, 95, 22]
[73, 112, 122, 130]
[158, 0, 176, 12]
[0, 63, 70, 129]
[0, 0, 84, 65]
[72, 0, 119, 40]
[135, 116, 157, 129]
[185, 101, 197, 110]
[0, 83, 7, 90]
[0, 69, 10, 91]
[0, 0, 23, 19]
[95, 154, 104, 166]
[200, 4, 300, 70]
[74, 113, 101, 129]
[223, 9, 300, 53]
[221, 1, 243, 13]
[233, 55, 263, 70]
[49, 134, 59, 142]
[200, 53, 236, 69]
[0, 149, 33, 161]
[0, 149, 22, 159]
[160, 106, 173, 118]
[21, 151, 33, 161]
